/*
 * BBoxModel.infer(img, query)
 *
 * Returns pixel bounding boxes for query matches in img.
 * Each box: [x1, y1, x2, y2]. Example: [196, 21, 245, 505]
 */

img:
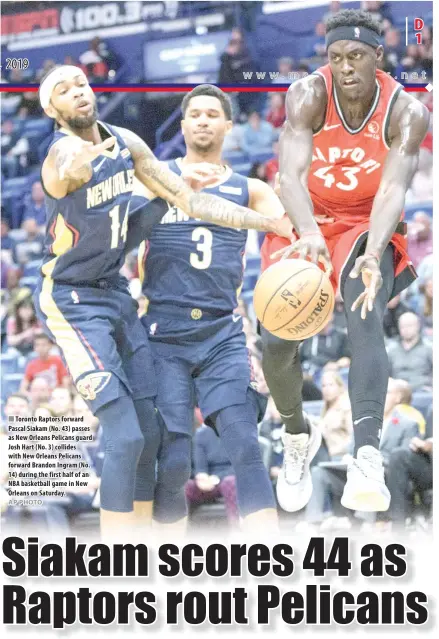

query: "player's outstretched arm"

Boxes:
[116, 126, 293, 238]
[42, 135, 116, 198]
[274, 78, 332, 271]
[350, 96, 430, 319]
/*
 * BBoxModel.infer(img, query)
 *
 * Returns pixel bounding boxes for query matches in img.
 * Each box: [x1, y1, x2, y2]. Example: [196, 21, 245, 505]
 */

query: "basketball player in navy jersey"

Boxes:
[129, 85, 287, 532]
[34, 67, 292, 540]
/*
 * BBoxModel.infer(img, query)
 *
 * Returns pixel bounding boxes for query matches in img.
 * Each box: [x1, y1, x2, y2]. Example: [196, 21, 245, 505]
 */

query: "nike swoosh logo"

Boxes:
[93, 158, 106, 173]
[323, 123, 341, 131]
[232, 315, 242, 323]
[353, 416, 374, 425]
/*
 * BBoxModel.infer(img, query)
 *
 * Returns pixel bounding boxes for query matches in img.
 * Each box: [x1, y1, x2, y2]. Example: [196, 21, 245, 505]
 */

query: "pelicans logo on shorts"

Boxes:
[76, 372, 112, 400]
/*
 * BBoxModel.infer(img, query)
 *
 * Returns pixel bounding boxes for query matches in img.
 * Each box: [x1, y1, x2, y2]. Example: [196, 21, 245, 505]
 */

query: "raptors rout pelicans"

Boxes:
[259, 9, 430, 515]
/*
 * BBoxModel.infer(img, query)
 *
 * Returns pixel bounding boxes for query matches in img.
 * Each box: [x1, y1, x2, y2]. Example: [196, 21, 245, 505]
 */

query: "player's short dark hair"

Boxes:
[181, 84, 233, 121]
[326, 9, 382, 37]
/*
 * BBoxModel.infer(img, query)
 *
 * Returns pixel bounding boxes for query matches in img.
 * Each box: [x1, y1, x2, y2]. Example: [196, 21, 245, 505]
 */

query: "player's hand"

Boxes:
[269, 215, 294, 240]
[58, 136, 116, 180]
[180, 162, 223, 192]
[270, 231, 333, 276]
[349, 254, 383, 320]
[409, 437, 424, 453]
[410, 437, 433, 454]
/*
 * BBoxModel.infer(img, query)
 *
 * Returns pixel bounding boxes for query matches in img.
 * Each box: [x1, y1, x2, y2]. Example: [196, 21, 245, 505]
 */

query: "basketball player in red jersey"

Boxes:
[260, 10, 430, 513]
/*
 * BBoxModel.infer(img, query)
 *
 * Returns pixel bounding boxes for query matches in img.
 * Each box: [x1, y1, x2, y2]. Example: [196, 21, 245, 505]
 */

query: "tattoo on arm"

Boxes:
[51, 142, 92, 182]
[117, 126, 275, 232]
[188, 192, 275, 232]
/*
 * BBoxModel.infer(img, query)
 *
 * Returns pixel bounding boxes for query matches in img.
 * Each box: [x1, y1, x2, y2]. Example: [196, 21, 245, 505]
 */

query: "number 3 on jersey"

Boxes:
[190, 227, 213, 269]
[109, 204, 128, 248]
[314, 166, 361, 191]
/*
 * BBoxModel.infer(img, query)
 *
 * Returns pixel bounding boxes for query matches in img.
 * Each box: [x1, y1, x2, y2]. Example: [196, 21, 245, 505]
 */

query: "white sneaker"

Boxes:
[276, 420, 322, 512]
[341, 445, 390, 512]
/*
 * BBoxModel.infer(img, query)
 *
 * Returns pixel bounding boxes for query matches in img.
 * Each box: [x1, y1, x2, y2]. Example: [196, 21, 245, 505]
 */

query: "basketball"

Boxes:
[254, 259, 335, 340]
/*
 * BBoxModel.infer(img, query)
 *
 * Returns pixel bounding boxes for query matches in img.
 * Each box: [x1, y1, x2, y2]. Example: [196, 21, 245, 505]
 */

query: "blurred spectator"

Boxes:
[222, 122, 244, 153]
[407, 211, 433, 269]
[6, 291, 41, 356]
[1, 217, 18, 267]
[387, 312, 433, 391]
[322, 1, 341, 25]
[2, 393, 32, 502]
[20, 334, 70, 393]
[80, 38, 110, 81]
[50, 387, 74, 418]
[1, 290, 8, 348]
[272, 57, 294, 84]
[309, 22, 327, 58]
[35, 59, 56, 83]
[415, 253, 433, 290]
[265, 94, 286, 129]
[300, 321, 350, 375]
[383, 294, 411, 339]
[4, 392, 31, 419]
[406, 148, 433, 204]
[219, 29, 259, 114]
[218, 28, 257, 84]
[22, 181, 46, 231]
[241, 111, 274, 157]
[1, 119, 29, 178]
[28, 376, 52, 413]
[80, 37, 119, 79]
[385, 406, 432, 527]
[409, 278, 433, 335]
[14, 219, 45, 265]
[319, 371, 352, 460]
[0, 259, 20, 292]
[264, 141, 279, 186]
[16, 106, 29, 122]
[21, 89, 42, 117]
[382, 28, 404, 75]
[379, 378, 422, 464]
[64, 55, 78, 66]
[361, 1, 393, 26]
[185, 424, 239, 525]
[396, 44, 431, 83]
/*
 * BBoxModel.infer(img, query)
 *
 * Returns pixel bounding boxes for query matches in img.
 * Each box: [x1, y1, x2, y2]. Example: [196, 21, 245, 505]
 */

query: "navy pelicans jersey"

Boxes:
[140, 158, 249, 314]
[41, 122, 134, 284]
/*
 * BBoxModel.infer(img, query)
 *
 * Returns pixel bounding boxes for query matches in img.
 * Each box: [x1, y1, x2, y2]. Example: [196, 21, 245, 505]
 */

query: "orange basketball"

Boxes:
[254, 259, 335, 340]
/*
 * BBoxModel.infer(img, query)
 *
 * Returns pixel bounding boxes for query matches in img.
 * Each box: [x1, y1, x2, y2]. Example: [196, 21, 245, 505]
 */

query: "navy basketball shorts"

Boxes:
[142, 306, 267, 435]
[34, 278, 157, 413]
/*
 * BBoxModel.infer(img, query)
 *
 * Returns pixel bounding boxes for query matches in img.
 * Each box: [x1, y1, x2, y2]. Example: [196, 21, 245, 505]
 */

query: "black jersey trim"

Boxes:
[333, 79, 381, 135]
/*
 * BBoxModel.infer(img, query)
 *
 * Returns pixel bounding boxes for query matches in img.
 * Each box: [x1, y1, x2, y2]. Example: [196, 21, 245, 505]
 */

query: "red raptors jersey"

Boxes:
[309, 65, 402, 223]
[260, 67, 415, 296]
